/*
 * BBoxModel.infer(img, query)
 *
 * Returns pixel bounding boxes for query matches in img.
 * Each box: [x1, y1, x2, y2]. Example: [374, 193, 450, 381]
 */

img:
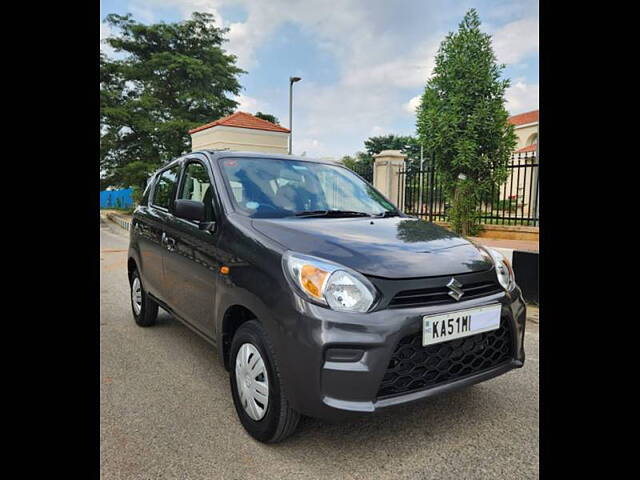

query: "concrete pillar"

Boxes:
[373, 150, 406, 210]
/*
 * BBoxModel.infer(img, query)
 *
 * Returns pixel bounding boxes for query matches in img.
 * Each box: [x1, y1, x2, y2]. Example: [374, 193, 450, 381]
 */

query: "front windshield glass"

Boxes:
[218, 157, 397, 218]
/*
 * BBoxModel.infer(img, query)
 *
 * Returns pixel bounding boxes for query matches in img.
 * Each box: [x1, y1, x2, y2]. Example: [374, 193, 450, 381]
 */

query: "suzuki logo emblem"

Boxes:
[446, 278, 464, 301]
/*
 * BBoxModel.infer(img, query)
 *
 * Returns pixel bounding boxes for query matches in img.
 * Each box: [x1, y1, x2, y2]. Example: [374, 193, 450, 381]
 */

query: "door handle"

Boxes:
[162, 232, 176, 251]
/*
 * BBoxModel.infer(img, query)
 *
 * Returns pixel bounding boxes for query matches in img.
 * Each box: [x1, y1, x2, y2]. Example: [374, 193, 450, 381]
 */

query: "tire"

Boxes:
[130, 268, 159, 327]
[230, 320, 300, 443]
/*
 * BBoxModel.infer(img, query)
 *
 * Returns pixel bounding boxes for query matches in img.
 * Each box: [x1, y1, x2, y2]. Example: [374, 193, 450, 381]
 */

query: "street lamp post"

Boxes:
[288, 76, 301, 154]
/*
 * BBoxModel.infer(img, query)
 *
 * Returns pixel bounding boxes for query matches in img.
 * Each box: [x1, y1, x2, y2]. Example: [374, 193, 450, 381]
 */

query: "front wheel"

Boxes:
[130, 269, 158, 327]
[230, 320, 300, 443]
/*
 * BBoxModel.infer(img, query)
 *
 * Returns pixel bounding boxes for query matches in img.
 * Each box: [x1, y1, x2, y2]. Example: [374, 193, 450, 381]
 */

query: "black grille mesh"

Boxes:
[377, 317, 513, 398]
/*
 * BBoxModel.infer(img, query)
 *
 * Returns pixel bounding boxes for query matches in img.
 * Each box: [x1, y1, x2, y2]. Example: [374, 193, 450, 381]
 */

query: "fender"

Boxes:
[214, 279, 278, 367]
[213, 261, 307, 412]
[127, 243, 142, 284]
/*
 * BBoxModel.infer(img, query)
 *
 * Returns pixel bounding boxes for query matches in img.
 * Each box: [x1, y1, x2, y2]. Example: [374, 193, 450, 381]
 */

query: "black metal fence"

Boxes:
[349, 162, 373, 183]
[397, 151, 539, 226]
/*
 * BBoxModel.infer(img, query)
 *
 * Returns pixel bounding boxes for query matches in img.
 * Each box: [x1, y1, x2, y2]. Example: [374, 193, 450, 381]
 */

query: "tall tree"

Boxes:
[416, 9, 516, 235]
[100, 12, 245, 189]
[340, 134, 422, 172]
[364, 134, 424, 172]
[254, 112, 280, 125]
[339, 151, 371, 170]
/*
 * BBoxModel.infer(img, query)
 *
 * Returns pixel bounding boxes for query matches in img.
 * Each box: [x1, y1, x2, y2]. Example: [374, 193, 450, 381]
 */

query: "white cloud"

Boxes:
[128, 3, 156, 23]
[284, 79, 410, 157]
[404, 95, 422, 114]
[108, 1, 539, 157]
[100, 22, 116, 57]
[131, 1, 442, 75]
[143, 0, 225, 25]
[369, 126, 387, 136]
[505, 79, 539, 114]
[295, 137, 322, 156]
[232, 94, 265, 112]
[492, 16, 539, 65]
[226, 21, 270, 69]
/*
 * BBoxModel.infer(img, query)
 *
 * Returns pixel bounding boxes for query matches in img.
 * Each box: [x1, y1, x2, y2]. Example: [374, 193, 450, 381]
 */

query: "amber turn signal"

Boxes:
[220, 266, 230, 275]
[299, 264, 329, 299]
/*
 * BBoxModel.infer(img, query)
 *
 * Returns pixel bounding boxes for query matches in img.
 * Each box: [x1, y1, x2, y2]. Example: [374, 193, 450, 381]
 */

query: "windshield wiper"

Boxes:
[373, 210, 401, 218]
[294, 210, 372, 218]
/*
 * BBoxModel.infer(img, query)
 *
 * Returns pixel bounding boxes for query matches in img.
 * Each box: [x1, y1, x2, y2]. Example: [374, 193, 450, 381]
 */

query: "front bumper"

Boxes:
[275, 288, 526, 421]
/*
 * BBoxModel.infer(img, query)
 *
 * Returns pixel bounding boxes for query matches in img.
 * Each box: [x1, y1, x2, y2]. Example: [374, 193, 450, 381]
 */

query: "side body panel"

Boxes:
[160, 154, 227, 338]
[131, 204, 171, 303]
[162, 215, 222, 336]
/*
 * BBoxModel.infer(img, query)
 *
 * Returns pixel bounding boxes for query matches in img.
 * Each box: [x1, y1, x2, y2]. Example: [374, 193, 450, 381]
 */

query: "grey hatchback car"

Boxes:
[128, 150, 526, 443]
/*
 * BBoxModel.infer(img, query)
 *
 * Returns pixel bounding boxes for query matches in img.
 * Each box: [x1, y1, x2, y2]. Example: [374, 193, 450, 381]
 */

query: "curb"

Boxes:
[526, 305, 539, 324]
[105, 212, 131, 232]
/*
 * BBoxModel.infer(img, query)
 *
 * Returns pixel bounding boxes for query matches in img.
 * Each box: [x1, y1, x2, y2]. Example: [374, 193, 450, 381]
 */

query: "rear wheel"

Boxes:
[230, 320, 300, 443]
[130, 269, 158, 327]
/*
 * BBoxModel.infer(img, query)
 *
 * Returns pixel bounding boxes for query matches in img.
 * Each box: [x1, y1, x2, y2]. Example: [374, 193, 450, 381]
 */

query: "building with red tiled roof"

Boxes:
[514, 144, 537, 154]
[503, 110, 539, 221]
[508, 110, 539, 127]
[189, 111, 290, 154]
[508, 109, 538, 154]
[189, 111, 291, 135]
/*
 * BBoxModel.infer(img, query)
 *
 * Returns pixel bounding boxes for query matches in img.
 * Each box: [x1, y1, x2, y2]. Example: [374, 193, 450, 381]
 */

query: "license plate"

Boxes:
[422, 304, 502, 346]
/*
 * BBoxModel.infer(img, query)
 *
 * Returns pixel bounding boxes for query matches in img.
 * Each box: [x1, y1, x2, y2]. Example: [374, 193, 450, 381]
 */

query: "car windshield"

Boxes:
[218, 157, 398, 219]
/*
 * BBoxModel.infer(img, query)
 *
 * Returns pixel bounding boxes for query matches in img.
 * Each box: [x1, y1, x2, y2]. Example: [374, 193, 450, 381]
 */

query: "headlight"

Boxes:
[282, 251, 377, 312]
[481, 247, 515, 291]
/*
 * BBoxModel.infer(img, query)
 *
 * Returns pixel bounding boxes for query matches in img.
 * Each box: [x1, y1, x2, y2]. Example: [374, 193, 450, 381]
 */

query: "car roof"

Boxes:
[151, 150, 342, 178]
[200, 150, 340, 166]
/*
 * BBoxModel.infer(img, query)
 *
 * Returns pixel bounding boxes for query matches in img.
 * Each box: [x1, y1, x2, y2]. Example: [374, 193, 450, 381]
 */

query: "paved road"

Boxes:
[100, 217, 539, 480]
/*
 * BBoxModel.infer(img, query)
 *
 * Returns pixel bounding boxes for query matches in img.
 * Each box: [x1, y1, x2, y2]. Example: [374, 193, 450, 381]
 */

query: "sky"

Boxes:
[100, 0, 539, 159]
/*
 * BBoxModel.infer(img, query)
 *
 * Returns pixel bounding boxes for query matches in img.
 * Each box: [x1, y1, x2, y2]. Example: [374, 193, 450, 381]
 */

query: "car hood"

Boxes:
[250, 216, 492, 278]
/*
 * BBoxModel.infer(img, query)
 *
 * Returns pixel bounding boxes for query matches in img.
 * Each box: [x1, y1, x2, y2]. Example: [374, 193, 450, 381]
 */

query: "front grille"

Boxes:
[377, 317, 513, 398]
[388, 280, 502, 309]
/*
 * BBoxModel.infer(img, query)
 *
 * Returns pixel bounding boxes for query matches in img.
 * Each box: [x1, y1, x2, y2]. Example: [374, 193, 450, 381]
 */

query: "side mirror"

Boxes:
[175, 199, 205, 222]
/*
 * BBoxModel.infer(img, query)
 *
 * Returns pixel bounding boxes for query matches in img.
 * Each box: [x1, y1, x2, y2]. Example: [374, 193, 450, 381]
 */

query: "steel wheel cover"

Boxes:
[132, 277, 142, 315]
[235, 343, 269, 421]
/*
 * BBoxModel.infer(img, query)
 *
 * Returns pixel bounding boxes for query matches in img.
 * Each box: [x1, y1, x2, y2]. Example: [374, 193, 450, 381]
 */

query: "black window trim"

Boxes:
[150, 161, 182, 212]
[174, 156, 219, 226]
[140, 179, 153, 206]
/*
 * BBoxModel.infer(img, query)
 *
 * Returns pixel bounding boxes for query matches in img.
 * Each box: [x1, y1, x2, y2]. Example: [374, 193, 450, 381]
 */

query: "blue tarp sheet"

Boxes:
[100, 188, 133, 209]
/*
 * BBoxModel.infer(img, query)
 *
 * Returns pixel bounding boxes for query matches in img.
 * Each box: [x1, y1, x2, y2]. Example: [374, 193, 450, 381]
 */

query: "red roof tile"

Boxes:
[515, 143, 537, 153]
[508, 110, 539, 126]
[188, 111, 291, 134]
